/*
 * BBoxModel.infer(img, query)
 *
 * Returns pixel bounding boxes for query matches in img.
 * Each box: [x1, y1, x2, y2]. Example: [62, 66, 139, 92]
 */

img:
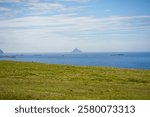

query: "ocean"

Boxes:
[0, 52, 150, 69]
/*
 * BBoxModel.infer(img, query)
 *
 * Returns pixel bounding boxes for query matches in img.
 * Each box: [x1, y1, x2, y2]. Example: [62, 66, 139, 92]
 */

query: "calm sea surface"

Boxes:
[0, 52, 150, 69]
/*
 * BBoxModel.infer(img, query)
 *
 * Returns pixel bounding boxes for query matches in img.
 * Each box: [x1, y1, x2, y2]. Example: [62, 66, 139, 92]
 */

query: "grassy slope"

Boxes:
[0, 60, 150, 100]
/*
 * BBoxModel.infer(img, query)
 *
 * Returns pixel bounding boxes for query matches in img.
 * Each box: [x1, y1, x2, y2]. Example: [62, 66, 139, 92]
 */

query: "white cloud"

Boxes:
[0, 0, 40, 3]
[105, 9, 112, 12]
[0, 0, 24, 3]
[0, 7, 12, 12]
[0, 15, 150, 32]
[0, 14, 150, 52]
[0, 0, 91, 3]
[26, 2, 84, 12]
[59, 0, 91, 3]
[27, 2, 65, 11]
[0, 0, 87, 18]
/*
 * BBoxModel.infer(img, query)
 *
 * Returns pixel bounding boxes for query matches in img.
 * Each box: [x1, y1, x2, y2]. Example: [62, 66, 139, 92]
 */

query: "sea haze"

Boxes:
[0, 52, 150, 69]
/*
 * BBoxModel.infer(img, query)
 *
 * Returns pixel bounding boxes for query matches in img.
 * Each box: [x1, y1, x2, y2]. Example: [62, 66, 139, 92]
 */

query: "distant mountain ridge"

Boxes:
[72, 48, 82, 53]
[0, 49, 4, 54]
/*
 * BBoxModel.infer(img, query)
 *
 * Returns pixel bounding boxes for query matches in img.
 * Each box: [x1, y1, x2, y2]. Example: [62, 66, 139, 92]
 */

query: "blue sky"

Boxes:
[0, 0, 150, 52]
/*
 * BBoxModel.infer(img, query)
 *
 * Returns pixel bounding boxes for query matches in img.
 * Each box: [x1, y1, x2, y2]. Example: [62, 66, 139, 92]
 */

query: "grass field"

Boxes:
[0, 60, 150, 100]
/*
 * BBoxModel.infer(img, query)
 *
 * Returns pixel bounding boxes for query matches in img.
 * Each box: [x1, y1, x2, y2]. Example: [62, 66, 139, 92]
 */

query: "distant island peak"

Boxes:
[72, 48, 82, 53]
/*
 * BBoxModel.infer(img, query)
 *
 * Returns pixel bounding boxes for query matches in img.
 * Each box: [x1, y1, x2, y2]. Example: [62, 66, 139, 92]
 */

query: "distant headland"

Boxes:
[0, 49, 4, 54]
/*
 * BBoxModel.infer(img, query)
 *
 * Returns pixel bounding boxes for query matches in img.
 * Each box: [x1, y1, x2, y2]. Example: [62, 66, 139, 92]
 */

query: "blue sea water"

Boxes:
[0, 52, 150, 69]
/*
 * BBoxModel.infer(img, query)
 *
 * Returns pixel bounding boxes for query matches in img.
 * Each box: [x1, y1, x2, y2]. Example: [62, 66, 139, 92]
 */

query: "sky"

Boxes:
[0, 0, 150, 53]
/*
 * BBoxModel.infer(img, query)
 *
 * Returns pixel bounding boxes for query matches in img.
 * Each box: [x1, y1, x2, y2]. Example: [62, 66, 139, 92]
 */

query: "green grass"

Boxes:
[0, 60, 150, 100]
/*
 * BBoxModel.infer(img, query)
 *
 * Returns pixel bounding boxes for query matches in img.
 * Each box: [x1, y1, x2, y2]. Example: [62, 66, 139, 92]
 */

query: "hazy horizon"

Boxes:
[2, 50, 150, 54]
[0, 0, 150, 53]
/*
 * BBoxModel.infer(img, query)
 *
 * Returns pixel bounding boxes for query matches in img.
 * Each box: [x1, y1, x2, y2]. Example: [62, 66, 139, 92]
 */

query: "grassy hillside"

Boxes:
[0, 60, 150, 100]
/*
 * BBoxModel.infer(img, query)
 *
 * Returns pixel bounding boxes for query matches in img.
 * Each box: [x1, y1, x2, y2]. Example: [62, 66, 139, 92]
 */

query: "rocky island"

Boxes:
[72, 48, 82, 53]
